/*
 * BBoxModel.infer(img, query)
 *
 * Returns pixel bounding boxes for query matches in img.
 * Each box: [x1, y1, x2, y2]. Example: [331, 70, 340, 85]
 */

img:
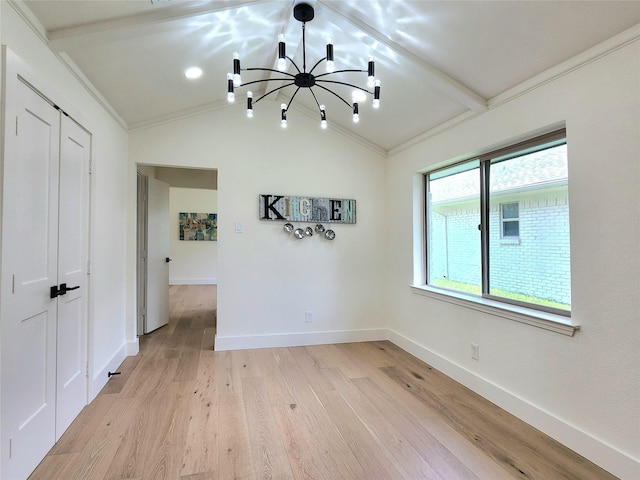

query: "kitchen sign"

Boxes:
[259, 194, 356, 224]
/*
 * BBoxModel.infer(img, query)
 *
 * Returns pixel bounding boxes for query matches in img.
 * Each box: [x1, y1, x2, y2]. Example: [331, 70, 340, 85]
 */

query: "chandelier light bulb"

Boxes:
[320, 105, 327, 129]
[227, 73, 235, 102]
[352, 101, 359, 123]
[233, 52, 241, 86]
[246, 91, 253, 117]
[277, 34, 287, 71]
[373, 79, 381, 109]
[367, 55, 375, 88]
[326, 37, 335, 72]
[281, 103, 287, 128]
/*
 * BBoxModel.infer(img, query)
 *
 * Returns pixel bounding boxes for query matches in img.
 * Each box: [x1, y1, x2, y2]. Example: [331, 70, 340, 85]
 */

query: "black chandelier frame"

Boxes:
[227, 2, 381, 127]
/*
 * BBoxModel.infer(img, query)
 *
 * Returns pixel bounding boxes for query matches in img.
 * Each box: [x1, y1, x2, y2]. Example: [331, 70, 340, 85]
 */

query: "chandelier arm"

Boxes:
[308, 88, 322, 112]
[286, 56, 302, 74]
[244, 67, 296, 78]
[241, 78, 295, 89]
[314, 69, 366, 79]
[254, 82, 296, 104]
[287, 86, 303, 110]
[308, 57, 327, 75]
[315, 79, 373, 95]
[314, 84, 352, 108]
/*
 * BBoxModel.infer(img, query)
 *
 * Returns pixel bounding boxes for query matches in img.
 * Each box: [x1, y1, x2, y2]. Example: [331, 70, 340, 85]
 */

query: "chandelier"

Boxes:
[226, 2, 381, 129]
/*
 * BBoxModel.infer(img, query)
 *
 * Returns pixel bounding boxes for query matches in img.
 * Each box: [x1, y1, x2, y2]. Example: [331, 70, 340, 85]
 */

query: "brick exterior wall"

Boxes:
[429, 190, 571, 305]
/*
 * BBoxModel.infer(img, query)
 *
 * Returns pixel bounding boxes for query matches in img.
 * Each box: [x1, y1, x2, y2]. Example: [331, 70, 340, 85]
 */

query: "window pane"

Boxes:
[501, 202, 519, 219]
[503, 220, 519, 237]
[427, 161, 481, 294]
[489, 144, 571, 311]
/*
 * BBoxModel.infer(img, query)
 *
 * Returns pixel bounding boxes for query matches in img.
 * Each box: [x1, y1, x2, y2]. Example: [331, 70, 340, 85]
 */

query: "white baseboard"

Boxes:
[386, 329, 639, 480]
[90, 342, 128, 401]
[127, 338, 139, 356]
[214, 328, 388, 351]
[170, 277, 217, 285]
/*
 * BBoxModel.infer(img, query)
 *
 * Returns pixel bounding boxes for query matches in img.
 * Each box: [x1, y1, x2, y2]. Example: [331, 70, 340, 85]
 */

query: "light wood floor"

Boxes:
[29, 285, 615, 480]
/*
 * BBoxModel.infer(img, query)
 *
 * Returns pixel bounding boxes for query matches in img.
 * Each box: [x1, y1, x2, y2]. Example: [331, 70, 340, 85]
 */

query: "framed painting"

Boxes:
[179, 212, 217, 241]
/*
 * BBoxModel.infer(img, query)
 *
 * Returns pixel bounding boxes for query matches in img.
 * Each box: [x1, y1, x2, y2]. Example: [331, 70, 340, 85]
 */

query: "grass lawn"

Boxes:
[431, 278, 570, 311]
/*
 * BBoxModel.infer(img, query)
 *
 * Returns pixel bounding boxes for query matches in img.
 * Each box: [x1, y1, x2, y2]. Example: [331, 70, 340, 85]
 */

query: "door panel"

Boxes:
[56, 116, 90, 437]
[1, 79, 59, 480]
[145, 177, 170, 333]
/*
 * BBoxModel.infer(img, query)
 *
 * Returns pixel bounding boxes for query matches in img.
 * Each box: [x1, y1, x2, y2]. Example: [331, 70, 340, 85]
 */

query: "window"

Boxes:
[500, 202, 519, 238]
[425, 130, 571, 314]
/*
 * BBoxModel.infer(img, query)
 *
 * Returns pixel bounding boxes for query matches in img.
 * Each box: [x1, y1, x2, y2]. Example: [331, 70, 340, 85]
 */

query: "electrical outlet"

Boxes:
[305, 311, 313, 323]
[471, 343, 480, 361]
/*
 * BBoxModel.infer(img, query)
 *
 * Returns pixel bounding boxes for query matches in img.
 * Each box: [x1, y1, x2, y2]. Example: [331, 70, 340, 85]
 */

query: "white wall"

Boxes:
[1, 3, 130, 398]
[129, 105, 388, 350]
[170, 187, 218, 285]
[386, 39, 640, 479]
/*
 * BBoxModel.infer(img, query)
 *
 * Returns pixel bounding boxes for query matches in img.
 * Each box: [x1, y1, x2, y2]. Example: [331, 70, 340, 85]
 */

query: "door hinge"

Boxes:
[89, 158, 93, 175]
[15, 116, 19, 135]
[86, 363, 89, 377]
[9, 437, 12, 459]
[12, 274, 15, 294]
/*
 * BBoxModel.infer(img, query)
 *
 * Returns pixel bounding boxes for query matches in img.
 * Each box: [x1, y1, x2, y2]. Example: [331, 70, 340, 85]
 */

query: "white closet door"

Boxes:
[55, 115, 90, 438]
[1, 79, 60, 480]
[145, 177, 170, 333]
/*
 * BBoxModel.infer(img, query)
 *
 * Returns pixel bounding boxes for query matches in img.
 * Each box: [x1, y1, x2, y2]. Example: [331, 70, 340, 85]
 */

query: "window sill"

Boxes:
[500, 237, 521, 245]
[410, 285, 579, 336]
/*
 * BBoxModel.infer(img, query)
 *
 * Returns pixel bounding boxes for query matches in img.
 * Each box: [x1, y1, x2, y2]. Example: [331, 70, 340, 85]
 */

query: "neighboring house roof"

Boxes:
[430, 145, 568, 203]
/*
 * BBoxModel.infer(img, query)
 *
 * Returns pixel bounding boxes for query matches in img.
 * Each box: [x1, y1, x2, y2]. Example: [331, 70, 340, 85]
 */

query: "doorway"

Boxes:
[136, 166, 218, 338]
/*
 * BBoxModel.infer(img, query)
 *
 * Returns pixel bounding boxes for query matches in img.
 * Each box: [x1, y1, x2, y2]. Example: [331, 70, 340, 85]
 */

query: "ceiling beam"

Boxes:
[46, 0, 263, 52]
[317, 1, 487, 113]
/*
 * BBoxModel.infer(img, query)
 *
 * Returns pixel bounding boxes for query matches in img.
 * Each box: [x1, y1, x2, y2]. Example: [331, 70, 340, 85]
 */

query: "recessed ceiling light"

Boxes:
[185, 67, 203, 79]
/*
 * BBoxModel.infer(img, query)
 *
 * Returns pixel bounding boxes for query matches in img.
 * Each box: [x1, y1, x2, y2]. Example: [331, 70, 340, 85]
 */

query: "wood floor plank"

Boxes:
[306, 343, 368, 379]
[143, 381, 194, 480]
[217, 393, 255, 480]
[287, 346, 336, 394]
[241, 376, 295, 480]
[100, 355, 142, 395]
[321, 367, 443, 479]
[28, 452, 81, 480]
[49, 393, 118, 455]
[104, 382, 182, 480]
[215, 350, 243, 394]
[352, 375, 480, 480]
[274, 351, 378, 480]
[313, 386, 407, 480]
[40, 395, 147, 480]
[180, 354, 219, 477]
[233, 348, 262, 379]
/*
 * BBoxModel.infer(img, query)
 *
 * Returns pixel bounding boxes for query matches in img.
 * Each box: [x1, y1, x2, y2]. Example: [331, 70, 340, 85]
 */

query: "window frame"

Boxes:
[424, 129, 570, 318]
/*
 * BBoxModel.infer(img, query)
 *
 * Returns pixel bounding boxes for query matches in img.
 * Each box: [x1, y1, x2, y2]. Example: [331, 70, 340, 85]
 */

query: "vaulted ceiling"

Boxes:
[18, 0, 640, 153]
